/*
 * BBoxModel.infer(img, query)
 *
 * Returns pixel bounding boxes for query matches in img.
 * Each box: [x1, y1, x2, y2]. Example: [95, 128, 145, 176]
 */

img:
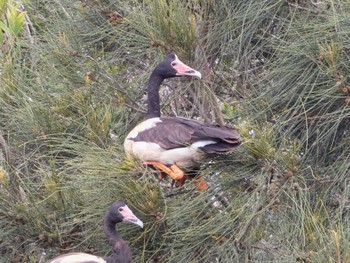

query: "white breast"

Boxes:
[124, 117, 161, 159]
[125, 117, 161, 139]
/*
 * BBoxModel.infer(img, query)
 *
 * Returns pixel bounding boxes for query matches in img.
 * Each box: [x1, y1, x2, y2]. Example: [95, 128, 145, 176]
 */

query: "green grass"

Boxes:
[1, 0, 350, 262]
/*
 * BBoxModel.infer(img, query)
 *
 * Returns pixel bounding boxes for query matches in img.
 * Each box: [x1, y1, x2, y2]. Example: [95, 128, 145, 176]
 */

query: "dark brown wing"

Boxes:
[129, 117, 241, 153]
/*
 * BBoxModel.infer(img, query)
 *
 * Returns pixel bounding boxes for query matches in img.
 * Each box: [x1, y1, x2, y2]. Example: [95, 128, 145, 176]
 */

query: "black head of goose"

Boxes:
[124, 52, 241, 190]
[48, 201, 143, 263]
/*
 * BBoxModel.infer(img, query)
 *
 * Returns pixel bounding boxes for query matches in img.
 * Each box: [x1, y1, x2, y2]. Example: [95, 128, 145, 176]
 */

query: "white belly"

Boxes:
[125, 140, 208, 167]
[124, 118, 214, 167]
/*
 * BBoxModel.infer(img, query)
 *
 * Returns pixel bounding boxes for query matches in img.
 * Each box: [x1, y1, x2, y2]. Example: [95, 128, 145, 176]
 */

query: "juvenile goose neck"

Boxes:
[104, 219, 133, 263]
[104, 219, 122, 246]
[146, 72, 165, 119]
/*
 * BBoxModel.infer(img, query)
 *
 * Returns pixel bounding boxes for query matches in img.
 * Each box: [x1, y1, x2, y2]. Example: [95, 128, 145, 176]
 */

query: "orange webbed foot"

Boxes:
[193, 176, 208, 191]
[144, 161, 184, 181]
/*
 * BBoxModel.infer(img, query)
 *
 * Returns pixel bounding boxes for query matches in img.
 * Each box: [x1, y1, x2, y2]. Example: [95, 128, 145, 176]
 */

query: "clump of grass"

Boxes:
[1, 0, 350, 262]
[0, 0, 27, 76]
[104, 0, 197, 58]
[259, 6, 350, 164]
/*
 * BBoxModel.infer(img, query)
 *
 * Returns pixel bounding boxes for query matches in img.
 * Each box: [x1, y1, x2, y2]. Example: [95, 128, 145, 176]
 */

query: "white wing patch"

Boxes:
[190, 140, 216, 149]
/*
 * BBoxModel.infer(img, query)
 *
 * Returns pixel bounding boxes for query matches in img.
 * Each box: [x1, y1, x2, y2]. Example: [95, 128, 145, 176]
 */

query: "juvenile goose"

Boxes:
[48, 201, 143, 263]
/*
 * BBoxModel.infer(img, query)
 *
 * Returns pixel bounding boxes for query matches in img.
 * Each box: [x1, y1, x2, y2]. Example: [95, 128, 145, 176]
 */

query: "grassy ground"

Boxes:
[1, 0, 350, 262]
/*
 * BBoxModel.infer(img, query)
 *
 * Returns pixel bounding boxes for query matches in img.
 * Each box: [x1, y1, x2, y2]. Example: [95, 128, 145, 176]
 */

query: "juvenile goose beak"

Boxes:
[120, 205, 144, 228]
[183, 69, 202, 79]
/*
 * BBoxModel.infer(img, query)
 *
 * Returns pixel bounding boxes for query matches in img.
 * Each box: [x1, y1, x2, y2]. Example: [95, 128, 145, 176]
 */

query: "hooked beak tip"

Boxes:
[136, 219, 144, 228]
[182, 70, 202, 79]
[125, 217, 144, 228]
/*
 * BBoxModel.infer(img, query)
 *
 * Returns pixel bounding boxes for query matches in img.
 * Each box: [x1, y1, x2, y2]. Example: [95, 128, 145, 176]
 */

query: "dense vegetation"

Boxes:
[1, 0, 350, 262]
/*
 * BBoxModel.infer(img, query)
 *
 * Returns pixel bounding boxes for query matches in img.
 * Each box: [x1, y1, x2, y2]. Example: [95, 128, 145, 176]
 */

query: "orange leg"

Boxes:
[144, 161, 208, 191]
[144, 163, 166, 180]
[144, 161, 184, 181]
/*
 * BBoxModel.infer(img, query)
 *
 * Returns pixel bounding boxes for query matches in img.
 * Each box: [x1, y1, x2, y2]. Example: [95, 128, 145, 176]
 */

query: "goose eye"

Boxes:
[171, 62, 177, 67]
[118, 207, 123, 212]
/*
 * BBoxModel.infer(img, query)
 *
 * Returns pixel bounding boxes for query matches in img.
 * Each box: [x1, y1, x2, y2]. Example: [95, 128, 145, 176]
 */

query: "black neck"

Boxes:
[146, 71, 165, 119]
[104, 220, 122, 248]
[103, 219, 132, 263]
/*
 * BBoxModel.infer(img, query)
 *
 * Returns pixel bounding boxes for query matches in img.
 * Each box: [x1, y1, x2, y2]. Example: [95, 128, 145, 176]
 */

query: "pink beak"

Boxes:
[172, 54, 202, 78]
